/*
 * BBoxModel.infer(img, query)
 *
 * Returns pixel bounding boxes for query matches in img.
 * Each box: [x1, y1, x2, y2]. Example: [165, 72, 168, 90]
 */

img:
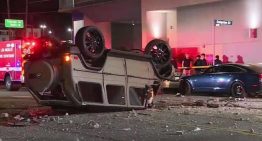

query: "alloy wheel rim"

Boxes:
[150, 44, 169, 65]
[84, 30, 103, 55]
[235, 85, 243, 95]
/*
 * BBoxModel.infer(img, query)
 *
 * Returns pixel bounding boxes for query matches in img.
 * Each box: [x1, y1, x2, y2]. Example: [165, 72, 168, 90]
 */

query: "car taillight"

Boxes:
[64, 54, 71, 62]
[260, 74, 262, 82]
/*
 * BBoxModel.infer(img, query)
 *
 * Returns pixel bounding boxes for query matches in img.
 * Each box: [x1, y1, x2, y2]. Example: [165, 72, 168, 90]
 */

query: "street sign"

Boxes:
[4, 19, 24, 28]
[214, 19, 232, 26]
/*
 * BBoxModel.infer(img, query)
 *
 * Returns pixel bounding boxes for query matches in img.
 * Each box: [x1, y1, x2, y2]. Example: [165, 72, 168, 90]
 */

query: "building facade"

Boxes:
[60, 0, 262, 64]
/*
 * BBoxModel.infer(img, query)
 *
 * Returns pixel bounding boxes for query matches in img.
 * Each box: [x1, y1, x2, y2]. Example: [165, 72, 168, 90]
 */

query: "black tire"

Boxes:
[159, 64, 172, 78]
[144, 39, 171, 68]
[75, 26, 105, 61]
[179, 80, 192, 95]
[230, 82, 247, 98]
[5, 75, 20, 91]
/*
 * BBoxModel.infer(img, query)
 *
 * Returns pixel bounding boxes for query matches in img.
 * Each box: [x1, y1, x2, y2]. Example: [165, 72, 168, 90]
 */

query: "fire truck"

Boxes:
[0, 39, 39, 91]
[0, 40, 24, 91]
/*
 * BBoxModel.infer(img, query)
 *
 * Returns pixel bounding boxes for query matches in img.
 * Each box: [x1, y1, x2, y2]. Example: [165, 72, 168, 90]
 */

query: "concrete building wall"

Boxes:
[72, 0, 141, 49]
[177, 0, 262, 64]
[141, 0, 224, 48]
[84, 16, 112, 48]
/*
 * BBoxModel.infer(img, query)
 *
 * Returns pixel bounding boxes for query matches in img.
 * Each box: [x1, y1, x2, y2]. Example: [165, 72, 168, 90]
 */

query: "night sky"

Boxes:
[0, 0, 72, 40]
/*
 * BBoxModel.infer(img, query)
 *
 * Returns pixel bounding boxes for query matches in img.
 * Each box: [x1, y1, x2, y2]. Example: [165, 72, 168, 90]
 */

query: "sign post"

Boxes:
[214, 20, 233, 26]
[213, 19, 233, 65]
[4, 19, 24, 28]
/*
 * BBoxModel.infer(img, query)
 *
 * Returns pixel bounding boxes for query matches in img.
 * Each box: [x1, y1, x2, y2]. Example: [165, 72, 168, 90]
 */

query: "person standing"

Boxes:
[182, 54, 192, 76]
[214, 55, 222, 65]
[200, 53, 207, 66]
[194, 55, 202, 74]
[200, 53, 208, 72]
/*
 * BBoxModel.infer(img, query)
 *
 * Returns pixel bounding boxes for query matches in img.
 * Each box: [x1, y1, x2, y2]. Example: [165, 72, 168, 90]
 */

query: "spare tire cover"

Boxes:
[25, 60, 58, 92]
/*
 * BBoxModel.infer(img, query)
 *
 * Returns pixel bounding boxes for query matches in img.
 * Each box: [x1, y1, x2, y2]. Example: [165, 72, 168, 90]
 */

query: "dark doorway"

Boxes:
[111, 22, 141, 51]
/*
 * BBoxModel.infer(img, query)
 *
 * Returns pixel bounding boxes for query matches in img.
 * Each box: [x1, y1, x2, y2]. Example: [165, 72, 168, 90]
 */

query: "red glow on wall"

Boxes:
[172, 47, 199, 67]
[249, 28, 257, 38]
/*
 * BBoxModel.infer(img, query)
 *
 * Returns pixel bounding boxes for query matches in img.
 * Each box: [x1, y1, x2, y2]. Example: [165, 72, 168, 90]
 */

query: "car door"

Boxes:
[210, 65, 243, 92]
[192, 66, 219, 92]
[208, 66, 229, 92]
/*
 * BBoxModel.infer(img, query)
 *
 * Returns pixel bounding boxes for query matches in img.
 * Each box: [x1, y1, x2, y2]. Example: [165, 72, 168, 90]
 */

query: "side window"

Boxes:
[106, 85, 125, 105]
[204, 67, 215, 73]
[219, 66, 244, 73]
[129, 87, 145, 106]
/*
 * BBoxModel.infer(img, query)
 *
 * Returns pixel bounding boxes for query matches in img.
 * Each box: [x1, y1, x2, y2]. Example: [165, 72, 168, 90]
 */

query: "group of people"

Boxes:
[182, 53, 222, 76]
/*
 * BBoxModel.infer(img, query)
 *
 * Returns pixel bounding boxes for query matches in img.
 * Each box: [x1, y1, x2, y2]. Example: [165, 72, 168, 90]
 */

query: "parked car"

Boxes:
[179, 64, 262, 97]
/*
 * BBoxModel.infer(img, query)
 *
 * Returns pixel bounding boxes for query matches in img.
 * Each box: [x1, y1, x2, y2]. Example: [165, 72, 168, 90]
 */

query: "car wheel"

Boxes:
[75, 26, 105, 61]
[179, 80, 192, 95]
[5, 75, 20, 91]
[158, 64, 172, 78]
[144, 39, 171, 68]
[230, 82, 247, 98]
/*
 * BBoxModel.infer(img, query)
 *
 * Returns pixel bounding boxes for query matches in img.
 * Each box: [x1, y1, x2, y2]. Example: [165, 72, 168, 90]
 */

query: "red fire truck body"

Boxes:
[0, 40, 23, 90]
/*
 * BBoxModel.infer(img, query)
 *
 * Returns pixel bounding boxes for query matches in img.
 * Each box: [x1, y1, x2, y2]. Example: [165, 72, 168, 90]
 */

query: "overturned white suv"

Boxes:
[24, 26, 174, 109]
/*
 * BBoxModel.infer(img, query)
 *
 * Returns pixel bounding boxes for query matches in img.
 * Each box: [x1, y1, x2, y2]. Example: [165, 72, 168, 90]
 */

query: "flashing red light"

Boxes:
[22, 39, 38, 55]
[24, 41, 36, 46]
[32, 41, 36, 46]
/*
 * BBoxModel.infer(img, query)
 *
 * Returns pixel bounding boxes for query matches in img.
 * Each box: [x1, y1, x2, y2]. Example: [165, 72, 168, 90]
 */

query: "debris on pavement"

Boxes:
[7, 121, 30, 127]
[26, 107, 54, 117]
[14, 115, 25, 121]
[175, 131, 184, 135]
[250, 129, 255, 134]
[128, 109, 139, 118]
[1, 113, 9, 118]
[234, 98, 246, 102]
[207, 122, 213, 125]
[132, 109, 138, 117]
[236, 117, 250, 121]
[193, 127, 201, 132]
[137, 112, 152, 116]
[183, 109, 191, 115]
[175, 93, 184, 97]
[195, 100, 206, 106]
[121, 128, 131, 131]
[87, 120, 100, 129]
[207, 103, 220, 108]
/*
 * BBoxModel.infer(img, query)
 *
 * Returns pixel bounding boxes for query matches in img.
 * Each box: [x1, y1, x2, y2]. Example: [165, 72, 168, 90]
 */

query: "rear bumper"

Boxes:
[250, 83, 262, 95]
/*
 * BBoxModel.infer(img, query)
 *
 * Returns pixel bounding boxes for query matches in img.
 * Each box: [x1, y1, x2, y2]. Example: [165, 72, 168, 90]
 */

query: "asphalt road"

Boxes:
[0, 89, 262, 141]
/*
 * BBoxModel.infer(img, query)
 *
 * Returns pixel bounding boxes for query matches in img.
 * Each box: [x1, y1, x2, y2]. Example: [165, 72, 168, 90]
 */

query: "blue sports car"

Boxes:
[179, 64, 262, 97]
